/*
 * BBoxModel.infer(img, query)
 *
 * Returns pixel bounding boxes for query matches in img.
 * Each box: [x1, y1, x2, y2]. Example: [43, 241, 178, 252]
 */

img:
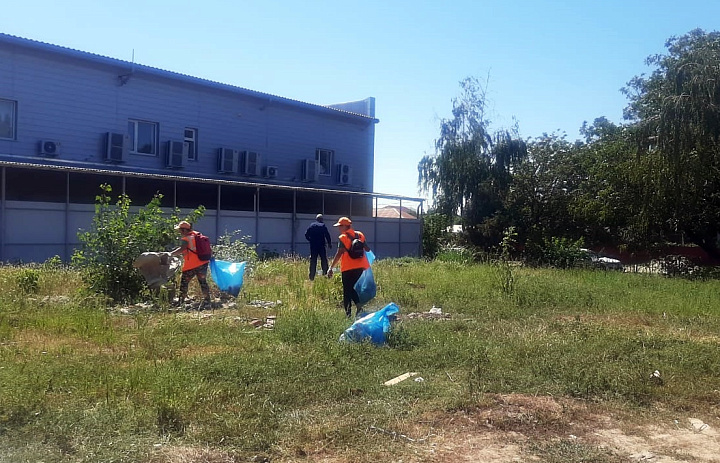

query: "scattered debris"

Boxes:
[404, 306, 452, 320]
[368, 425, 432, 443]
[263, 315, 276, 329]
[133, 252, 181, 291]
[247, 316, 275, 329]
[249, 299, 282, 309]
[384, 372, 418, 386]
[649, 369, 664, 386]
[689, 418, 712, 434]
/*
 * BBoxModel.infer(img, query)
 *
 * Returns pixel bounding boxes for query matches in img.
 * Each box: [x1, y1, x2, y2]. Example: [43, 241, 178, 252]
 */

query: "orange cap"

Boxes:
[333, 217, 352, 227]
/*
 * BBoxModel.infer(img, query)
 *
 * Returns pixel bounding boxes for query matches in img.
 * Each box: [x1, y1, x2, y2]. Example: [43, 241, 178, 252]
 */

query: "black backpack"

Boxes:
[344, 232, 365, 259]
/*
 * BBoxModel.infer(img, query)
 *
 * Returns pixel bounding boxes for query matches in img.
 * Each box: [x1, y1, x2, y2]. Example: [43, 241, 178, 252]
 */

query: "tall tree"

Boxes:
[506, 133, 579, 247]
[418, 77, 492, 218]
[418, 77, 526, 246]
[623, 29, 720, 257]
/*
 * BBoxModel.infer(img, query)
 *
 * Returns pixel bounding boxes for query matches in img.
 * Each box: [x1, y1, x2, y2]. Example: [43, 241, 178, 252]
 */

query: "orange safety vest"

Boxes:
[338, 229, 370, 272]
[181, 232, 208, 271]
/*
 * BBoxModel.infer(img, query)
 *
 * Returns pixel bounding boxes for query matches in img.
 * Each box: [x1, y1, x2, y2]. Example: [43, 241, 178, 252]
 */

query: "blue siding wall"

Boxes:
[0, 38, 375, 192]
[0, 35, 425, 264]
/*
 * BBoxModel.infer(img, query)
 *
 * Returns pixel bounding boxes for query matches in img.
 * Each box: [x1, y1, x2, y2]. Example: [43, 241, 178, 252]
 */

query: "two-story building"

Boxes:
[0, 33, 423, 262]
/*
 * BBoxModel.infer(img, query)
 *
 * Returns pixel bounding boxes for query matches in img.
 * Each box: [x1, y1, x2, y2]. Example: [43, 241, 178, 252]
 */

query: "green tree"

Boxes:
[507, 133, 580, 250]
[573, 118, 638, 246]
[418, 77, 526, 248]
[623, 29, 720, 257]
[72, 184, 205, 302]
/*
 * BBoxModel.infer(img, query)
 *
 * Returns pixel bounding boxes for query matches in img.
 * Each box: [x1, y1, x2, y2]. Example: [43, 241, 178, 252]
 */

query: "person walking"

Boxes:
[305, 213, 332, 280]
[327, 216, 371, 317]
[170, 221, 211, 307]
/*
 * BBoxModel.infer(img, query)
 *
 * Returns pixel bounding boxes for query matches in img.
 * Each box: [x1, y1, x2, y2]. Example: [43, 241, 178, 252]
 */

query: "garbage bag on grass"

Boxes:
[209, 259, 246, 297]
[354, 250, 377, 305]
[340, 302, 399, 345]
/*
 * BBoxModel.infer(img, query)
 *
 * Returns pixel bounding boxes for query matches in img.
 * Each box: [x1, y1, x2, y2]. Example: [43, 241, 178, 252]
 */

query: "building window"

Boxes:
[0, 98, 17, 140]
[316, 148, 334, 176]
[128, 119, 158, 155]
[184, 127, 198, 161]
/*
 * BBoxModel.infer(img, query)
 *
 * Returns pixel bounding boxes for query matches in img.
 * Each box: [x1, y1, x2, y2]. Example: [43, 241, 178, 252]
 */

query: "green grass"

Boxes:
[1, 260, 719, 462]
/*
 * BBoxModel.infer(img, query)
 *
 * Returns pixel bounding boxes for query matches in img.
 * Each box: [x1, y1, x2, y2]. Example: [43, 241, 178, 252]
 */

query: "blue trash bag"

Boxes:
[354, 250, 377, 305]
[339, 302, 399, 345]
[354, 267, 376, 305]
[209, 258, 246, 297]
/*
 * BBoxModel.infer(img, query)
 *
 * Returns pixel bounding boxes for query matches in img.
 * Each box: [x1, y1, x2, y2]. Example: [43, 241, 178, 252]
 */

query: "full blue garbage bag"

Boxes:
[354, 250, 376, 305]
[209, 259, 246, 297]
[354, 268, 376, 305]
[340, 302, 399, 345]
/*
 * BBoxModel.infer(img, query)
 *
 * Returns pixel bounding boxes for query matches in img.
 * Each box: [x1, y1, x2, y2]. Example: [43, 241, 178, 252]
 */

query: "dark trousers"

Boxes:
[309, 246, 329, 280]
[341, 267, 364, 317]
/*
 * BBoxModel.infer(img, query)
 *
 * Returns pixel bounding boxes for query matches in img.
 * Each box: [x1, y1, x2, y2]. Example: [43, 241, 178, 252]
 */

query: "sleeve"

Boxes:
[323, 225, 332, 245]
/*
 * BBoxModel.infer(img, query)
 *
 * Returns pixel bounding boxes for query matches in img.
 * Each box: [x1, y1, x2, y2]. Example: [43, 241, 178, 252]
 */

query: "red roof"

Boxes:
[375, 205, 417, 219]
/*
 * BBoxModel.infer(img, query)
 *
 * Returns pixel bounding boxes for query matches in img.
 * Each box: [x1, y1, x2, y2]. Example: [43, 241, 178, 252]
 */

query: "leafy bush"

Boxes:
[421, 213, 451, 258]
[529, 237, 588, 269]
[212, 230, 258, 266]
[16, 268, 40, 294]
[72, 184, 205, 303]
[435, 244, 476, 264]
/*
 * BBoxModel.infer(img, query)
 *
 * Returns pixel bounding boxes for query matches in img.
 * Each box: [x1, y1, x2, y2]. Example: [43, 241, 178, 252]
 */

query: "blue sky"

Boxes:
[3, 1, 719, 201]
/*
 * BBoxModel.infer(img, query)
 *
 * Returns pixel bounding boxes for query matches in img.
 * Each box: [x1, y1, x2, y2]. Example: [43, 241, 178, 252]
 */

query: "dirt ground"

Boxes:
[152, 393, 719, 463]
[424, 394, 720, 462]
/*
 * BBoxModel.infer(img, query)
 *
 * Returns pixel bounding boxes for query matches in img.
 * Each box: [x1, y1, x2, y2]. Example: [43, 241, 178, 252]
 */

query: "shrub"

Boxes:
[422, 213, 451, 258]
[72, 184, 205, 303]
[435, 244, 476, 264]
[530, 237, 587, 269]
[212, 230, 258, 266]
[16, 268, 40, 294]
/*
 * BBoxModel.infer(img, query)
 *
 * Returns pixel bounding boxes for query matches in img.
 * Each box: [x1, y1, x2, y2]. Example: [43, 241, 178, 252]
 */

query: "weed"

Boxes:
[527, 439, 627, 462]
[16, 268, 39, 294]
[1, 260, 720, 462]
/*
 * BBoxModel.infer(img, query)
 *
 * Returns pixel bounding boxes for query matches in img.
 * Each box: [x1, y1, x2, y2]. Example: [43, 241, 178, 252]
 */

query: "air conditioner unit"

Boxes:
[336, 163, 353, 185]
[165, 141, 188, 168]
[264, 165, 278, 179]
[301, 159, 319, 182]
[105, 132, 128, 162]
[217, 148, 239, 173]
[39, 140, 61, 156]
[241, 150, 261, 176]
